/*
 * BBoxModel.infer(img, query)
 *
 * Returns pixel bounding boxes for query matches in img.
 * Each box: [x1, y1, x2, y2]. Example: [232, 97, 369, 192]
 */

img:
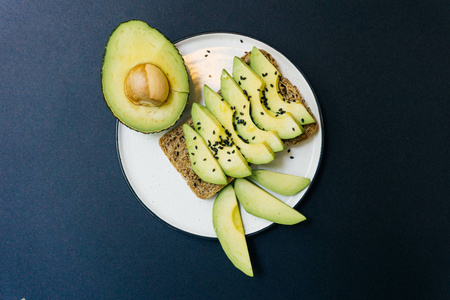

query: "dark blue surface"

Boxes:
[1, 1, 449, 299]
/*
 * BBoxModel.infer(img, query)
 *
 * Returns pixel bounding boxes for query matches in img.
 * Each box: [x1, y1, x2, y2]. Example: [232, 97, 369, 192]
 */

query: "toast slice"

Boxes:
[159, 50, 318, 199]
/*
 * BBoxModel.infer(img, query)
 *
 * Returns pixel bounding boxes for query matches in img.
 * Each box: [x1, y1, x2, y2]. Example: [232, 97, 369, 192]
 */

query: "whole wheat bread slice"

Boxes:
[159, 49, 318, 199]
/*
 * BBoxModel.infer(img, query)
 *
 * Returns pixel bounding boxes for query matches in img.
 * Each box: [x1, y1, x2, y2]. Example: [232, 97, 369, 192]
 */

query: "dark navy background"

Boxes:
[1, 1, 449, 299]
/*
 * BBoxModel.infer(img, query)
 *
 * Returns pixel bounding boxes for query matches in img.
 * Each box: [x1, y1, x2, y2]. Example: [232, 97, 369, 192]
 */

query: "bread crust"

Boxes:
[159, 49, 318, 199]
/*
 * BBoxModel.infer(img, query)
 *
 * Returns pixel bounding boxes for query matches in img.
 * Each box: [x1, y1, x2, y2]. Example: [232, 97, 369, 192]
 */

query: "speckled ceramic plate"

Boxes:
[116, 32, 324, 238]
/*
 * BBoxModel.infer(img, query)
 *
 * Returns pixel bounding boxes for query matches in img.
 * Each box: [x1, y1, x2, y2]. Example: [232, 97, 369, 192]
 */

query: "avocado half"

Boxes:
[101, 20, 189, 133]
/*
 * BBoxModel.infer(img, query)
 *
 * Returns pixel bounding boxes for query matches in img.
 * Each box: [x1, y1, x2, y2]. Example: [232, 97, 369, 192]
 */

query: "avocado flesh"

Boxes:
[234, 178, 306, 225]
[250, 47, 315, 125]
[213, 184, 253, 277]
[232, 57, 304, 139]
[182, 124, 228, 185]
[204, 85, 275, 165]
[102, 20, 189, 133]
[220, 70, 284, 153]
[249, 169, 310, 196]
[191, 103, 252, 178]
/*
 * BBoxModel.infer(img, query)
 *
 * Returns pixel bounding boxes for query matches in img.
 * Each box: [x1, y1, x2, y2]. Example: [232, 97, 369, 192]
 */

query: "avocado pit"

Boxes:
[124, 63, 169, 107]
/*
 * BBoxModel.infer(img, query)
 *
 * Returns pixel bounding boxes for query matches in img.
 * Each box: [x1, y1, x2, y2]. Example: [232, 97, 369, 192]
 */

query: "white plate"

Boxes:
[116, 32, 323, 238]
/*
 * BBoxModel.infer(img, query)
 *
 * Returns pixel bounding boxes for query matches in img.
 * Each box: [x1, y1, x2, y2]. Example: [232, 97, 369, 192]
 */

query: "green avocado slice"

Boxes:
[232, 57, 304, 140]
[249, 169, 310, 196]
[191, 103, 252, 178]
[234, 178, 306, 225]
[182, 124, 228, 185]
[213, 184, 253, 277]
[250, 47, 315, 125]
[220, 69, 284, 153]
[204, 84, 275, 165]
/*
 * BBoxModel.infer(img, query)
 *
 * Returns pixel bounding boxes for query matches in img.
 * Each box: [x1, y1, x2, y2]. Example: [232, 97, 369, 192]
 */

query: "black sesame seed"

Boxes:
[193, 136, 197, 140]
[205, 54, 208, 57]
[213, 130, 215, 134]
[227, 159, 231, 162]
[292, 127, 295, 131]
[212, 168, 215, 172]
[252, 136, 255, 140]
[288, 149, 291, 153]
[260, 112, 264, 115]
[274, 71, 278, 75]
[270, 84, 274, 88]
[191, 152, 195, 155]
[207, 50, 210, 53]
[290, 156, 294, 159]
[203, 158, 207, 161]
[195, 146, 198, 149]
[240, 39, 243, 43]
[262, 73, 268, 77]
[193, 162, 196, 165]
[194, 182, 197, 187]
[301, 118, 305, 123]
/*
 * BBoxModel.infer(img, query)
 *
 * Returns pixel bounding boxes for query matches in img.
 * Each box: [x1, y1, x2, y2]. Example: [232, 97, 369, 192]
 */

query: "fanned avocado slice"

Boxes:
[220, 69, 284, 153]
[102, 20, 189, 133]
[232, 57, 303, 140]
[182, 124, 228, 185]
[250, 47, 315, 125]
[191, 103, 252, 179]
[203, 84, 275, 165]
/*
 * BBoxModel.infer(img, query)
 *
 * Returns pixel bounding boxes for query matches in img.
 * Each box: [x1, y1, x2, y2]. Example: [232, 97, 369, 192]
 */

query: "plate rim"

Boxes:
[115, 31, 325, 239]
